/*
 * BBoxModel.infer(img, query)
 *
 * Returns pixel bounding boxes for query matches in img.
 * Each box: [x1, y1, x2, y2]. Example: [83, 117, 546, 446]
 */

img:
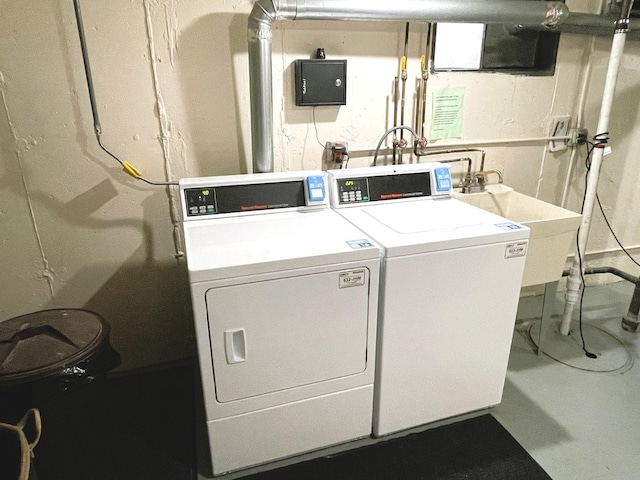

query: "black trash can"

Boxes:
[0, 309, 121, 479]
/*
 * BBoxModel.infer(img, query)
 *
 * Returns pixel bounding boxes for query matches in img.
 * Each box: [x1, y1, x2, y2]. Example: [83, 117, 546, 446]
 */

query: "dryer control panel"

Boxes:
[180, 171, 328, 220]
[328, 163, 452, 208]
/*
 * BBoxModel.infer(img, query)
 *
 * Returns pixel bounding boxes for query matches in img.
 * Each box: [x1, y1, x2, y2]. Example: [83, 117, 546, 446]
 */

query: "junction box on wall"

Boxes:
[294, 49, 347, 106]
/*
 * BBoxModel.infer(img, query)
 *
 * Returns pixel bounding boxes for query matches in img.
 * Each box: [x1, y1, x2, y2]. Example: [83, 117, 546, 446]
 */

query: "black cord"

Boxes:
[596, 194, 640, 268]
[75, 0, 177, 187]
[97, 134, 177, 186]
[576, 143, 598, 359]
[592, 131, 610, 149]
[576, 228, 597, 359]
[585, 137, 640, 267]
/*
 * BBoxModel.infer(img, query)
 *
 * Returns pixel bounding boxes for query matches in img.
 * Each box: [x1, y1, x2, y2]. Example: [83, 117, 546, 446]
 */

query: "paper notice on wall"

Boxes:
[430, 87, 464, 140]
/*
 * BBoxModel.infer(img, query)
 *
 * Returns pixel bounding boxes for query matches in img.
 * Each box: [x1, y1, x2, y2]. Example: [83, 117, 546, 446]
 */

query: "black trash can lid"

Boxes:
[0, 309, 111, 384]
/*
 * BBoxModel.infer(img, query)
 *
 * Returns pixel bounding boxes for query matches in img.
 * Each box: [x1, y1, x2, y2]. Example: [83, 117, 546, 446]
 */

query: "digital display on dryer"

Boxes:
[216, 181, 305, 213]
[184, 188, 217, 216]
[184, 181, 306, 216]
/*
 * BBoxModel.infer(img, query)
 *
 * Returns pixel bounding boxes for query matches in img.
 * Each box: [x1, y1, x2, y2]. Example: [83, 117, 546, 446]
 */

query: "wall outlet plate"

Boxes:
[324, 141, 348, 164]
[548, 115, 571, 152]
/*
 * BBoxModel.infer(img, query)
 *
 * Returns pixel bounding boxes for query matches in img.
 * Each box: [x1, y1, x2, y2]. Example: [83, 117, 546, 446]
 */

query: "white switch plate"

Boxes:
[548, 115, 571, 152]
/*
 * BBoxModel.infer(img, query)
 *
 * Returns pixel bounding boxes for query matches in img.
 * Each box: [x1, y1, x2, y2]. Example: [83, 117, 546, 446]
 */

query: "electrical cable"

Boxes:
[313, 107, 350, 168]
[574, 132, 640, 358]
[576, 227, 597, 359]
[73, 0, 178, 187]
[584, 134, 640, 267]
[573, 131, 640, 358]
[574, 143, 597, 359]
[312, 107, 326, 149]
[592, 131, 610, 149]
[596, 194, 640, 268]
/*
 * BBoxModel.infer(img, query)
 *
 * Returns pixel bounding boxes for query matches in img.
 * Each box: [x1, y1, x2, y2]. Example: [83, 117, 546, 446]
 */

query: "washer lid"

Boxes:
[0, 309, 109, 383]
[365, 200, 483, 234]
[335, 197, 529, 257]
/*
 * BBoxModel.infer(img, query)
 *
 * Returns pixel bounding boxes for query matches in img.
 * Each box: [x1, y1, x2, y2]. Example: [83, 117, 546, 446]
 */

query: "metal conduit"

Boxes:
[248, 0, 569, 173]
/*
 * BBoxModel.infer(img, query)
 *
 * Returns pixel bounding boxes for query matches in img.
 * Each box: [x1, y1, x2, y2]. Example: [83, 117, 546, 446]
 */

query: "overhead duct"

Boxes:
[247, 0, 569, 173]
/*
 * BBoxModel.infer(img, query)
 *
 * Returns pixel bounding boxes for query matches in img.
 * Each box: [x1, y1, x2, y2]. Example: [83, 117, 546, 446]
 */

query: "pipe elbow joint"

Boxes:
[248, 0, 278, 31]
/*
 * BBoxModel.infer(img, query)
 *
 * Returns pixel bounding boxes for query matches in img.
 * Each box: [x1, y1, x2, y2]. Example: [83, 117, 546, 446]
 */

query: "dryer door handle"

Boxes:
[224, 328, 247, 364]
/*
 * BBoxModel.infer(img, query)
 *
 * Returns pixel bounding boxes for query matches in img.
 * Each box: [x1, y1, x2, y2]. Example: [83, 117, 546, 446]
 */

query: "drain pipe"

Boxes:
[623, 276, 640, 332]
[248, 0, 569, 173]
[563, 267, 640, 333]
[560, 0, 635, 336]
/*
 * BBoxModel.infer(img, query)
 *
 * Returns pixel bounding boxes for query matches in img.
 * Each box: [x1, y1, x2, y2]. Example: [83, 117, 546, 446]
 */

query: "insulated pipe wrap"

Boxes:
[292, 1, 567, 25]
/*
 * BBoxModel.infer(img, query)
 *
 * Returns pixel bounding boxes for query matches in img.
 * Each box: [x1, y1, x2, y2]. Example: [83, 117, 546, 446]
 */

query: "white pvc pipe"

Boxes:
[560, 0, 607, 208]
[560, 30, 630, 335]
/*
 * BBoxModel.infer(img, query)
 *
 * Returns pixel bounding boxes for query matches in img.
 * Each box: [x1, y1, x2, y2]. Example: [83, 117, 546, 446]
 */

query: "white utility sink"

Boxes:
[454, 185, 582, 287]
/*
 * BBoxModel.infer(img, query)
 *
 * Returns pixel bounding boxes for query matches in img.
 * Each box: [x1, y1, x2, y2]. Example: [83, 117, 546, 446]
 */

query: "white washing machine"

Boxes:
[180, 171, 380, 475]
[327, 163, 530, 437]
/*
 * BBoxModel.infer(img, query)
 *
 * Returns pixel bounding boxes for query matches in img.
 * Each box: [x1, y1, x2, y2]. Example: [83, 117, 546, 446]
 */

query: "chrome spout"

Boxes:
[473, 169, 504, 185]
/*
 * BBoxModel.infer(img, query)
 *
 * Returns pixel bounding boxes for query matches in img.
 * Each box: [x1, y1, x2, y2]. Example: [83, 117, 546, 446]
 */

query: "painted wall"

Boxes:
[1, 0, 638, 370]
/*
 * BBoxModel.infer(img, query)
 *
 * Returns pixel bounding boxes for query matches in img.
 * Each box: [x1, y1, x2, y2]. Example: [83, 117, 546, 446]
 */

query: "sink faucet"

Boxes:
[465, 169, 503, 193]
[473, 169, 504, 185]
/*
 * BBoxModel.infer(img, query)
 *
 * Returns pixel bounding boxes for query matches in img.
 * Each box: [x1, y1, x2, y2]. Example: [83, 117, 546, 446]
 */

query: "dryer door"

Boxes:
[205, 267, 371, 403]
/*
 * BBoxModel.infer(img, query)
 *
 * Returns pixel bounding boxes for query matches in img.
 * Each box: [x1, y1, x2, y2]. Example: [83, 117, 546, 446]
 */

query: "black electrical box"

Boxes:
[294, 59, 347, 107]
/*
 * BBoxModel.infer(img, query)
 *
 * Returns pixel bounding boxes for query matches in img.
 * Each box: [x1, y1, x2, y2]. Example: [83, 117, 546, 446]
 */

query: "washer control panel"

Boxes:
[328, 163, 452, 208]
[337, 178, 369, 204]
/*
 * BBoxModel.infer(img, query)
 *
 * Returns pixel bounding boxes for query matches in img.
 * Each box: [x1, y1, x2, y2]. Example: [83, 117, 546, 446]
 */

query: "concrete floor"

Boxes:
[494, 280, 640, 480]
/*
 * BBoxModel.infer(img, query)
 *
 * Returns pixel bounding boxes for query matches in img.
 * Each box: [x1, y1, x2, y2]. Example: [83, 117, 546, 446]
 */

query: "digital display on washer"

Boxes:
[337, 172, 431, 204]
[184, 181, 305, 216]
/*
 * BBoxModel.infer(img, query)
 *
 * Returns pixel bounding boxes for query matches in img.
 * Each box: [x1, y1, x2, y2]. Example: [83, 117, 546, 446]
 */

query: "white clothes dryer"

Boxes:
[180, 171, 380, 475]
[328, 163, 529, 437]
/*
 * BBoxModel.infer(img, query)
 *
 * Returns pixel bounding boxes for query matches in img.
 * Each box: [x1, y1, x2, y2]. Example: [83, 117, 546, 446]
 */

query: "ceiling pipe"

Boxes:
[248, 0, 569, 173]
[518, 13, 640, 38]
